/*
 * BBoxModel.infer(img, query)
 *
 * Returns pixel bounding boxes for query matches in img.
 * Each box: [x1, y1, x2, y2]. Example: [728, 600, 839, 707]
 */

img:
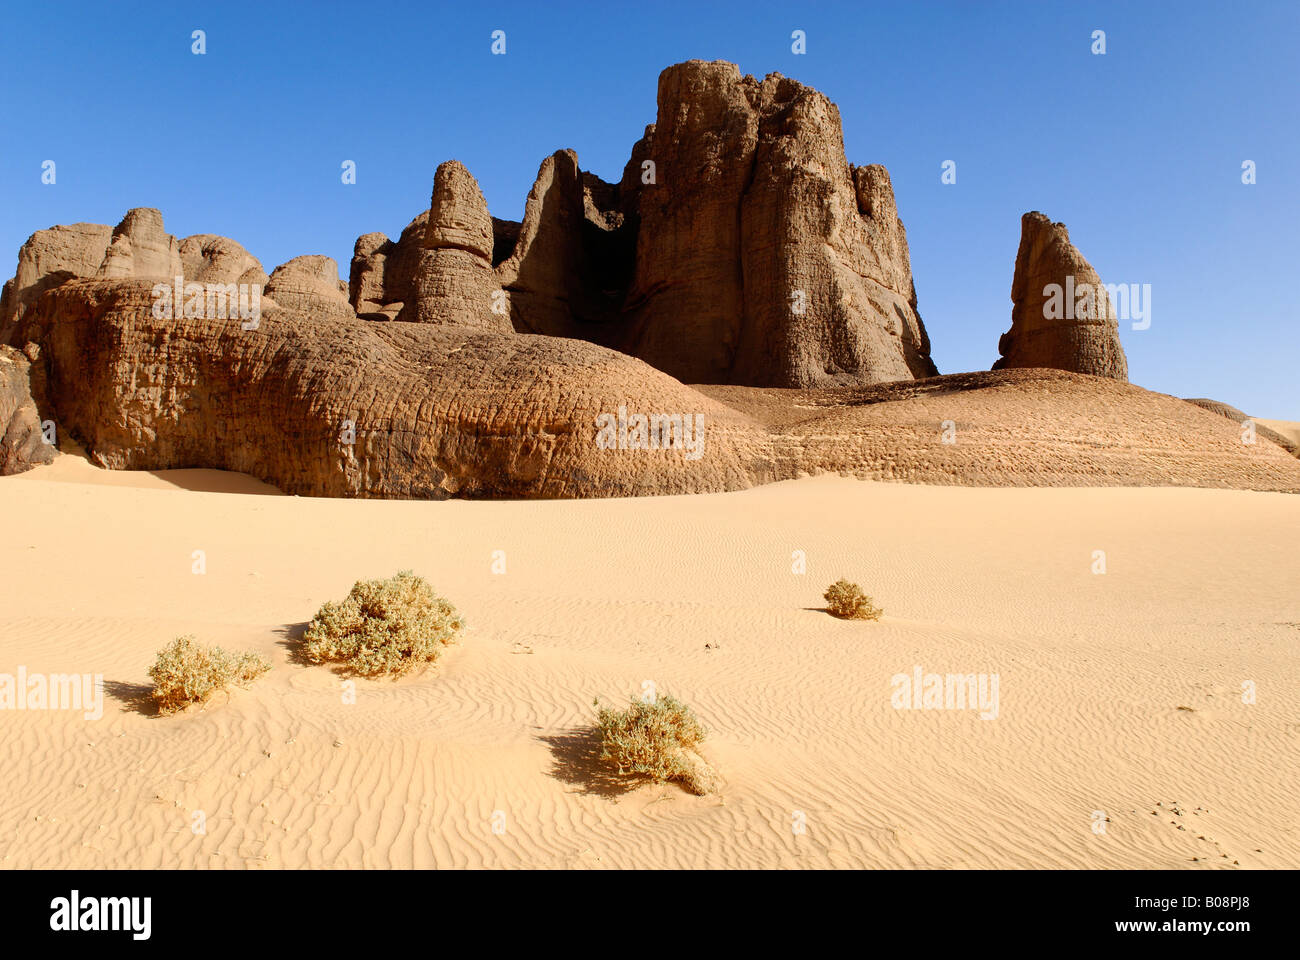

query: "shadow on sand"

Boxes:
[274, 622, 314, 666]
[538, 728, 649, 799]
[101, 679, 158, 716]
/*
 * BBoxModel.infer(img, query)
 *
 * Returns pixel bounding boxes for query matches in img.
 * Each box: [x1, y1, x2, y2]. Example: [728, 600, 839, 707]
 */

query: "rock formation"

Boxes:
[2, 209, 269, 344]
[619, 61, 935, 387]
[263, 255, 353, 320]
[0, 343, 54, 475]
[179, 234, 265, 285]
[9, 60, 1292, 500]
[347, 60, 936, 387]
[22, 279, 770, 498]
[18, 276, 1300, 495]
[1184, 398, 1299, 458]
[96, 207, 184, 280]
[994, 212, 1128, 380]
[397, 160, 507, 331]
[0, 222, 113, 343]
[494, 150, 599, 338]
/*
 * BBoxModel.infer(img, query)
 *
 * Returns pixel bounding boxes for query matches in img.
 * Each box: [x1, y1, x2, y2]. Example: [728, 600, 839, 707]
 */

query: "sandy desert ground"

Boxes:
[1, 450, 1297, 869]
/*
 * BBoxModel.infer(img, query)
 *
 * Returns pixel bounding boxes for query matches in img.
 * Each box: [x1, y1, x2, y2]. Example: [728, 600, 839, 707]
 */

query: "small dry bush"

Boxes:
[301, 570, 464, 677]
[149, 636, 270, 715]
[824, 578, 883, 620]
[595, 693, 717, 795]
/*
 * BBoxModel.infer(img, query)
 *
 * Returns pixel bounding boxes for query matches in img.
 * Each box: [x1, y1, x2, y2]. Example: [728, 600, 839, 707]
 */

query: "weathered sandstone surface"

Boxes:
[700, 370, 1300, 491]
[398, 161, 507, 331]
[0, 222, 113, 343]
[96, 207, 183, 280]
[179, 234, 265, 285]
[0, 343, 54, 475]
[1184, 398, 1299, 458]
[994, 212, 1129, 380]
[263, 255, 353, 321]
[619, 61, 935, 387]
[2, 209, 274, 341]
[22, 280, 770, 498]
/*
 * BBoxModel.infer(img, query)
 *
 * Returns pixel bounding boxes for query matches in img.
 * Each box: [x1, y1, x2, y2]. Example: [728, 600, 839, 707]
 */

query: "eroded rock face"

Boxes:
[399, 161, 507, 330]
[621, 60, 936, 387]
[994, 212, 1128, 380]
[0, 343, 54, 475]
[263, 255, 354, 321]
[495, 150, 624, 339]
[24, 279, 771, 498]
[1, 223, 113, 343]
[346, 60, 935, 387]
[179, 234, 264, 285]
[96, 208, 183, 280]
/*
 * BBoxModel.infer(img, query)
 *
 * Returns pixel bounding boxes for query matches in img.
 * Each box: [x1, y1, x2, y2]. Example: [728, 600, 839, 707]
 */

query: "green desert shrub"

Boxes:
[594, 693, 717, 795]
[823, 578, 883, 621]
[301, 570, 464, 677]
[149, 636, 271, 715]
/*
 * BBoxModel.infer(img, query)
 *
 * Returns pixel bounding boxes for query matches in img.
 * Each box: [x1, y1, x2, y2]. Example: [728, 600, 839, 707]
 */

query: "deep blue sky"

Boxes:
[2, 1, 1296, 416]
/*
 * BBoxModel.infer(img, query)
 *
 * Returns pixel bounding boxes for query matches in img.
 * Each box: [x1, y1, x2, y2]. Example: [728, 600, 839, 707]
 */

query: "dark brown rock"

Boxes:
[0, 343, 55, 474]
[620, 60, 936, 387]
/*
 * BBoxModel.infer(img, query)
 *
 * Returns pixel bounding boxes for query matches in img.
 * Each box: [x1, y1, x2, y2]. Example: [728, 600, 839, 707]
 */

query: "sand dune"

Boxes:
[1, 459, 1297, 868]
[1256, 419, 1300, 450]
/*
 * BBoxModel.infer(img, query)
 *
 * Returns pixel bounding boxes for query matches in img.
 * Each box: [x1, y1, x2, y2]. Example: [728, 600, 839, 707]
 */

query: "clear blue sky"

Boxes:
[2, 1, 1296, 416]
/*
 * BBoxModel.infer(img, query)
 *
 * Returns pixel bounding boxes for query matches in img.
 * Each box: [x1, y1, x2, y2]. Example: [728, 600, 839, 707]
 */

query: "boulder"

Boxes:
[263, 255, 354, 320]
[178, 234, 264, 284]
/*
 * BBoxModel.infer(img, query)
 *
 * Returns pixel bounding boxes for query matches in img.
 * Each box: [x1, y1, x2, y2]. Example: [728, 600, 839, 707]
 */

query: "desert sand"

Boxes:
[1257, 420, 1300, 450]
[1, 450, 1296, 869]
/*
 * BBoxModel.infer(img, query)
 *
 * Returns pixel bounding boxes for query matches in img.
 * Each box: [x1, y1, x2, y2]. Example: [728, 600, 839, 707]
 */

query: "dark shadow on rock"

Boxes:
[538, 728, 647, 799]
[102, 680, 158, 716]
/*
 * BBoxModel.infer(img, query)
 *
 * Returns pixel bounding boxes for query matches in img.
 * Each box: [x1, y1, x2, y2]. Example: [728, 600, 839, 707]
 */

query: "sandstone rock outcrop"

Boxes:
[348, 213, 432, 321]
[398, 161, 508, 331]
[1, 222, 113, 343]
[12, 60, 1292, 500]
[490, 150, 635, 341]
[1184, 398, 1299, 458]
[179, 234, 265, 285]
[994, 212, 1128, 380]
[0, 343, 54, 475]
[347, 60, 935, 387]
[699, 369, 1300, 492]
[24, 279, 771, 498]
[620, 61, 936, 387]
[96, 208, 184, 280]
[20, 277, 1300, 496]
[2, 211, 271, 345]
[263, 256, 354, 320]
